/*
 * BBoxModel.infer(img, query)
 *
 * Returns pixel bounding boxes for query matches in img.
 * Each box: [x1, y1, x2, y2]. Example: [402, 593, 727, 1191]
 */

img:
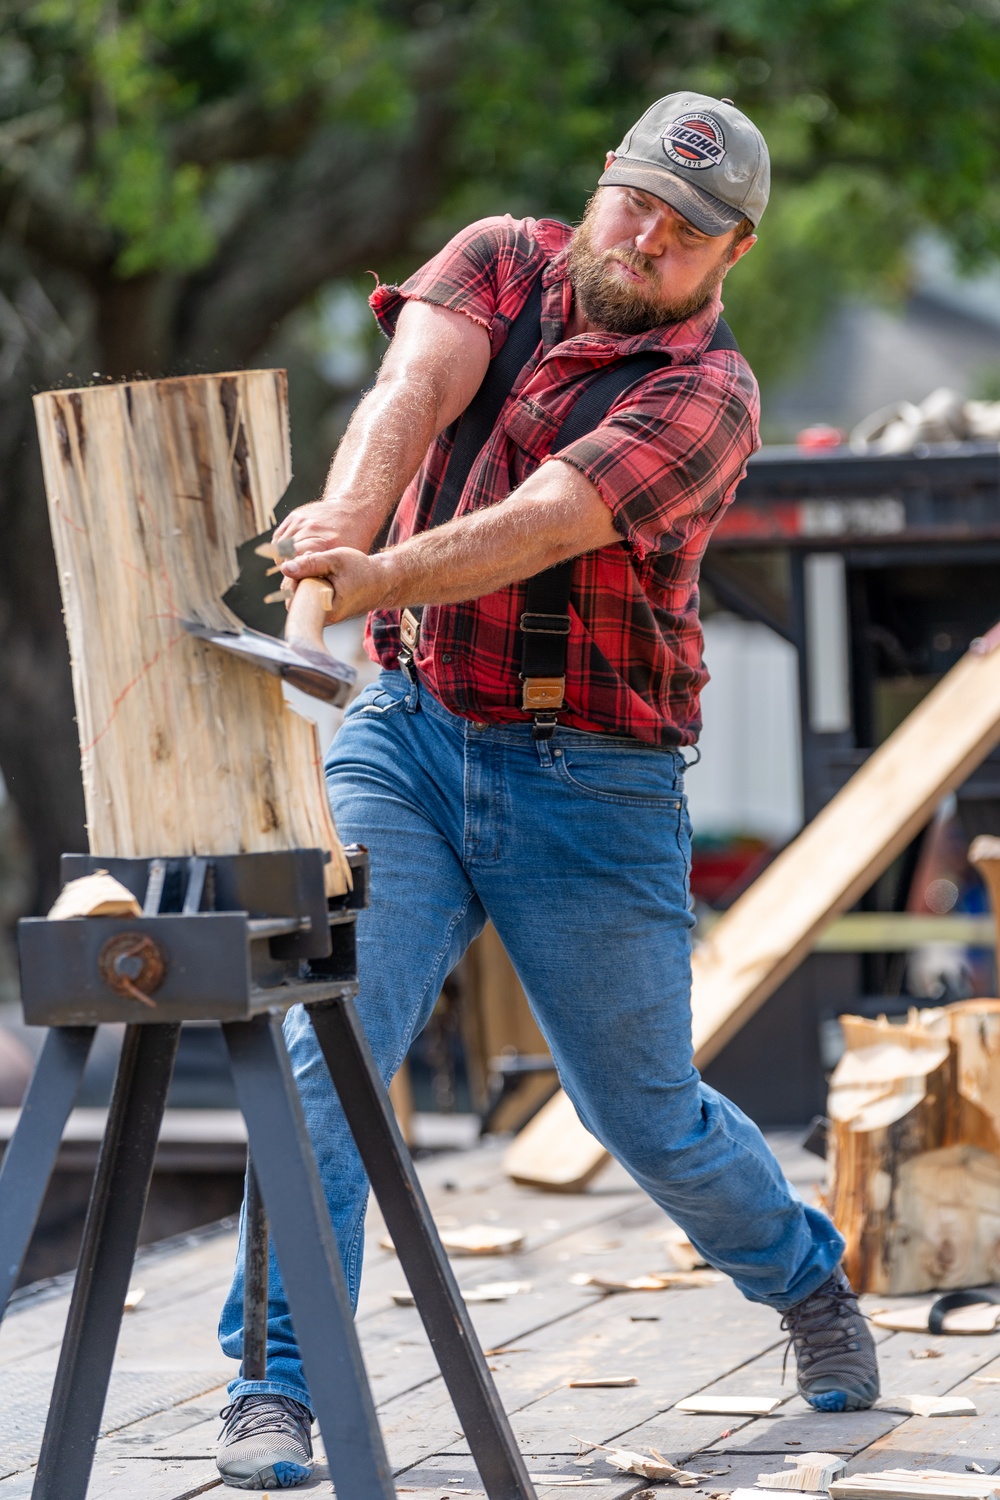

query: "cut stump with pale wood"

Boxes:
[34, 370, 349, 892]
[828, 1006, 1000, 1294]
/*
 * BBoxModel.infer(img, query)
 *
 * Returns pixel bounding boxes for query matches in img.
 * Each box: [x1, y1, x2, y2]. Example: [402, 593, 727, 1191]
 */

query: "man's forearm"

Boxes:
[275, 300, 492, 557]
[282, 459, 619, 620]
[313, 372, 443, 550]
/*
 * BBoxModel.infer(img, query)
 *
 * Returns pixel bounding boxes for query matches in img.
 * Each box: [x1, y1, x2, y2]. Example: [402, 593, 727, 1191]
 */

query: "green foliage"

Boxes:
[0, 0, 999, 372]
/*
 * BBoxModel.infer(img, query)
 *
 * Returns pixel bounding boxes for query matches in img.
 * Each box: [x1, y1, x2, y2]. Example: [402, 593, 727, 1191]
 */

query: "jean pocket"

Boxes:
[553, 748, 683, 807]
[345, 681, 410, 721]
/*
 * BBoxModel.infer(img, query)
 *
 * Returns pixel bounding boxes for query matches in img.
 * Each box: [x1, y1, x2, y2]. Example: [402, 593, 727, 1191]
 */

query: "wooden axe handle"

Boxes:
[285, 576, 334, 654]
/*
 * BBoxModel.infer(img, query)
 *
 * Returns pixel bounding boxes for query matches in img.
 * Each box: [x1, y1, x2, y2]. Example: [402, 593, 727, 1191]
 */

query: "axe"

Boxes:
[183, 539, 356, 706]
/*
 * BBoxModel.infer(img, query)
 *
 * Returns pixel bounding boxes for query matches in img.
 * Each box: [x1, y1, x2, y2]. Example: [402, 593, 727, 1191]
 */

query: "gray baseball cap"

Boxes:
[599, 92, 769, 236]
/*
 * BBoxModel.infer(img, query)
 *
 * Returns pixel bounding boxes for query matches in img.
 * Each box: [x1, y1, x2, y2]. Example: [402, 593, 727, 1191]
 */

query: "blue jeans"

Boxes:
[219, 668, 844, 1406]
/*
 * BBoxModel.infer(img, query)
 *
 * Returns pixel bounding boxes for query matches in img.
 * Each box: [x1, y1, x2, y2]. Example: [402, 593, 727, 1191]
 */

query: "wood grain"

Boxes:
[33, 370, 349, 892]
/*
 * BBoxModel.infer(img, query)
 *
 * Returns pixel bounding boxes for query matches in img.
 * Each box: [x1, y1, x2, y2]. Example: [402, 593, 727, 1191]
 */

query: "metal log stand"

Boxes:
[0, 846, 536, 1500]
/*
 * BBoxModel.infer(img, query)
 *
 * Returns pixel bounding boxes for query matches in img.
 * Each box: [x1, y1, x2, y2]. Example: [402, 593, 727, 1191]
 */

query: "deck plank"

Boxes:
[3, 1131, 995, 1500]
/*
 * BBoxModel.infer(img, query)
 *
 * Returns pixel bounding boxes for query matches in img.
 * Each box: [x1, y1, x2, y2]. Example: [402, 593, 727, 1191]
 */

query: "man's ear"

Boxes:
[604, 150, 616, 170]
[727, 233, 757, 269]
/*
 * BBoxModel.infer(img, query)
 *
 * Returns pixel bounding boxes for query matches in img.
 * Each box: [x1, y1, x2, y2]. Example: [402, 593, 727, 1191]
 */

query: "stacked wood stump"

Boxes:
[828, 837, 1000, 1294]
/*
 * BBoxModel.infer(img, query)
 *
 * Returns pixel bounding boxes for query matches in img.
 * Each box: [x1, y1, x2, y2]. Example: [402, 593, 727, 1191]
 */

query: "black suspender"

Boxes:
[397, 275, 545, 663]
[395, 269, 740, 738]
[519, 314, 738, 737]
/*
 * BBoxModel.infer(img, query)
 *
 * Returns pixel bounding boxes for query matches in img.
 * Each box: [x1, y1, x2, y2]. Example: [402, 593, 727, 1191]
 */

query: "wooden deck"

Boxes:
[2, 1131, 999, 1499]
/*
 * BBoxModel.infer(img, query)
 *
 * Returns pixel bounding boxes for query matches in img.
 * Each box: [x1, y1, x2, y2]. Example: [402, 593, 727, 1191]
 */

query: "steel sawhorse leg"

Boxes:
[0, 1026, 96, 1318]
[307, 995, 536, 1500]
[222, 1012, 396, 1500]
[31, 1021, 181, 1500]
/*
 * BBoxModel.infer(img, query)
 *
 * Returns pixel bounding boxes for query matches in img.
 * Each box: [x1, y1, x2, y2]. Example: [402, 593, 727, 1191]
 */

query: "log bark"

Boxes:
[33, 370, 348, 892]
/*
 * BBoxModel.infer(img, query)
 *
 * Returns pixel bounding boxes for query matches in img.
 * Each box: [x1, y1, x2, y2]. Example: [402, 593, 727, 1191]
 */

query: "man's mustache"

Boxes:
[604, 248, 658, 286]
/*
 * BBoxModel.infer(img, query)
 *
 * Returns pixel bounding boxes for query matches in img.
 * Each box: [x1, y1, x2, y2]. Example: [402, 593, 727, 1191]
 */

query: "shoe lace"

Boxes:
[219, 1394, 311, 1443]
[779, 1273, 867, 1383]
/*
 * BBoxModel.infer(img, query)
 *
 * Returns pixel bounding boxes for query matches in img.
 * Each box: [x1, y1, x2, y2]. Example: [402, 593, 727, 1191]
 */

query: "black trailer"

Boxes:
[700, 440, 1000, 1123]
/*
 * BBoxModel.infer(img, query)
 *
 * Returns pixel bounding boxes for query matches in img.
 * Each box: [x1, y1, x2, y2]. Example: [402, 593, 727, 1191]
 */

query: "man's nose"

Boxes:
[633, 219, 668, 256]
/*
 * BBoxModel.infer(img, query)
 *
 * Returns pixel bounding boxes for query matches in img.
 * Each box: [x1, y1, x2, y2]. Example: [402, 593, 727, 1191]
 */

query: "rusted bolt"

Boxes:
[98, 933, 166, 1009]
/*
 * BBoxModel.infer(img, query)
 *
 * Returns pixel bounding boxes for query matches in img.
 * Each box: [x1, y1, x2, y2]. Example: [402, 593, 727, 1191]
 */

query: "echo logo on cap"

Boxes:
[662, 113, 727, 170]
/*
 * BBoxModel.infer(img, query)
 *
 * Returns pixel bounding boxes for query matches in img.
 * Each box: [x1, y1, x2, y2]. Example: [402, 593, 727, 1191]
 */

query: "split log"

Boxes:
[34, 372, 348, 891]
[829, 1006, 1000, 1293]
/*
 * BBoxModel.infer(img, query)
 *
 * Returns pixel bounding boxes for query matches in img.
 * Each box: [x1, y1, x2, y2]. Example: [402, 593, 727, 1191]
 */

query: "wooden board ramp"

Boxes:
[506, 625, 1000, 1190]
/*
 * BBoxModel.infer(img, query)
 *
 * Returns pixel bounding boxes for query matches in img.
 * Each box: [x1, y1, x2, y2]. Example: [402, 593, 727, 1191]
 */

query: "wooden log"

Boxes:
[508, 631, 1000, 1190]
[33, 371, 349, 891]
[829, 1007, 1000, 1293]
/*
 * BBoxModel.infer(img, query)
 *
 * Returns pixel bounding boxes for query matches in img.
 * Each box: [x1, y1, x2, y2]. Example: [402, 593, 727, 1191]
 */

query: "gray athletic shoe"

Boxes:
[216, 1394, 313, 1489]
[781, 1265, 879, 1412]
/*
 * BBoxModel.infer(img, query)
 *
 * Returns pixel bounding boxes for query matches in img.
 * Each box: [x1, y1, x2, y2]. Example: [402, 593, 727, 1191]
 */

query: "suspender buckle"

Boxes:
[399, 608, 421, 651]
[521, 676, 565, 711]
[397, 607, 421, 680]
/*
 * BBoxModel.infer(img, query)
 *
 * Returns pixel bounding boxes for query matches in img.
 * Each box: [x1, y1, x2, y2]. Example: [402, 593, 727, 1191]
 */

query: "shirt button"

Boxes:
[441, 653, 452, 663]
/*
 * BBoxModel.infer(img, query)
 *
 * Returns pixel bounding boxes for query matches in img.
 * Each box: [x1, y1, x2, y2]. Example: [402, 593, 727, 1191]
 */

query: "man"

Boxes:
[216, 92, 879, 1490]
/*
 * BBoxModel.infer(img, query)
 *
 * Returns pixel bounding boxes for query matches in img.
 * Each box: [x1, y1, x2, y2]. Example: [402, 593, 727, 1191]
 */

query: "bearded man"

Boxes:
[216, 92, 879, 1490]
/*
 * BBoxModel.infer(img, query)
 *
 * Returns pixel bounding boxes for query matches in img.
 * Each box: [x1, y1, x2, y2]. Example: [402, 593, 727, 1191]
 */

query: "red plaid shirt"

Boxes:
[367, 215, 759, 745]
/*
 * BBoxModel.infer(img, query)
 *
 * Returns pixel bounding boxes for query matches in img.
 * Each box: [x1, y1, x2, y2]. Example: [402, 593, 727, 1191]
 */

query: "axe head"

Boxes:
[182, 620, 356, 706]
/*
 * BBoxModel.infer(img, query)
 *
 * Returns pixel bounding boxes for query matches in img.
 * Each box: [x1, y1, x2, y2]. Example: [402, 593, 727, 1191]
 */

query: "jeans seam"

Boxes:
[339, 889, 477, 1304]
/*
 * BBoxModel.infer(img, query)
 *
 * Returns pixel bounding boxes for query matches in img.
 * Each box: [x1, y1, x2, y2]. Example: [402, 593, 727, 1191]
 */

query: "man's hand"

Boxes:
[273, 499, 370, 558]
[283, 544, 389, 622]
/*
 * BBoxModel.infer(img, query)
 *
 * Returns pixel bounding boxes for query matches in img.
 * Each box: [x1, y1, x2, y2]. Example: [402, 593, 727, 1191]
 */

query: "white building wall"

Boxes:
[684, 614, 803, 841]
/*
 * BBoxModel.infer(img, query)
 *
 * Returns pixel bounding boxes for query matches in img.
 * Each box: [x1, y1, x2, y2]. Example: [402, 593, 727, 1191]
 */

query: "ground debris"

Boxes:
[381, 1224, 525, 1256]
[570, 1269, 723, 1292]
[576, 1438, 709, 1484]
[676, 1394, 783, 1416]
[874, 1395, 978, 1417]
[830, 1470, 1000, 1500]
[567, 1374, 637, 1387]
[756, 1452, 847, 1491]
[390, 1280, 531, 1307]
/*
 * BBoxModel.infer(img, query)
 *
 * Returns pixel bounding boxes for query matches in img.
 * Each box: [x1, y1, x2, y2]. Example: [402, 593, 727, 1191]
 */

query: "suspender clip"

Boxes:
[398, 606, 421, 680]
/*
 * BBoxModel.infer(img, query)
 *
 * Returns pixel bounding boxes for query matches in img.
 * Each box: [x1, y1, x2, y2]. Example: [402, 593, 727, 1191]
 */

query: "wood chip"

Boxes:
[122, 1285, 146, 1312]
[48, 871, 141, 920]
[830, 1470, 1000, 1500]
[675, 1394, 783, 1416]
[381, 1225, 525, 1257]
[570, 1270, 722, 1292]
[567, 1374, 638, 1388]
[664, 1234, 709, 1271]
[390, 1281, 531, 1307]
[756, 1454, 847, 1491]
[874, 1394, 978, 1417]
[577, 1439, 707, 1484]
[910, 1348, 944, 1359]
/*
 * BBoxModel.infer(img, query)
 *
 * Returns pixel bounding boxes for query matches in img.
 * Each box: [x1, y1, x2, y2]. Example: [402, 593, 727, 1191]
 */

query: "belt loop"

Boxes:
[404, 672, 420, 713]
[535, 736, 554, 768]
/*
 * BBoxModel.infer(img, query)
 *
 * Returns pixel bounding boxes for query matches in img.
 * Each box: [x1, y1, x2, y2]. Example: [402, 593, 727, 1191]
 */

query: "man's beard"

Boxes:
[566, 196, 731, 336]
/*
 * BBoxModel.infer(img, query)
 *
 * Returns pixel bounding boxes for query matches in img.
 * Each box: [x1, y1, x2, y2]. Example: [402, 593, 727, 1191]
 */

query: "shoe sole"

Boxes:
[219, 1458, 312, 1489]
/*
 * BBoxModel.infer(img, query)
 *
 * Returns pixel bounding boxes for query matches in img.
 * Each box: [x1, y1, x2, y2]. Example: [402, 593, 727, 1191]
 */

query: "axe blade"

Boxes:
[182, 620, 356, 706]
